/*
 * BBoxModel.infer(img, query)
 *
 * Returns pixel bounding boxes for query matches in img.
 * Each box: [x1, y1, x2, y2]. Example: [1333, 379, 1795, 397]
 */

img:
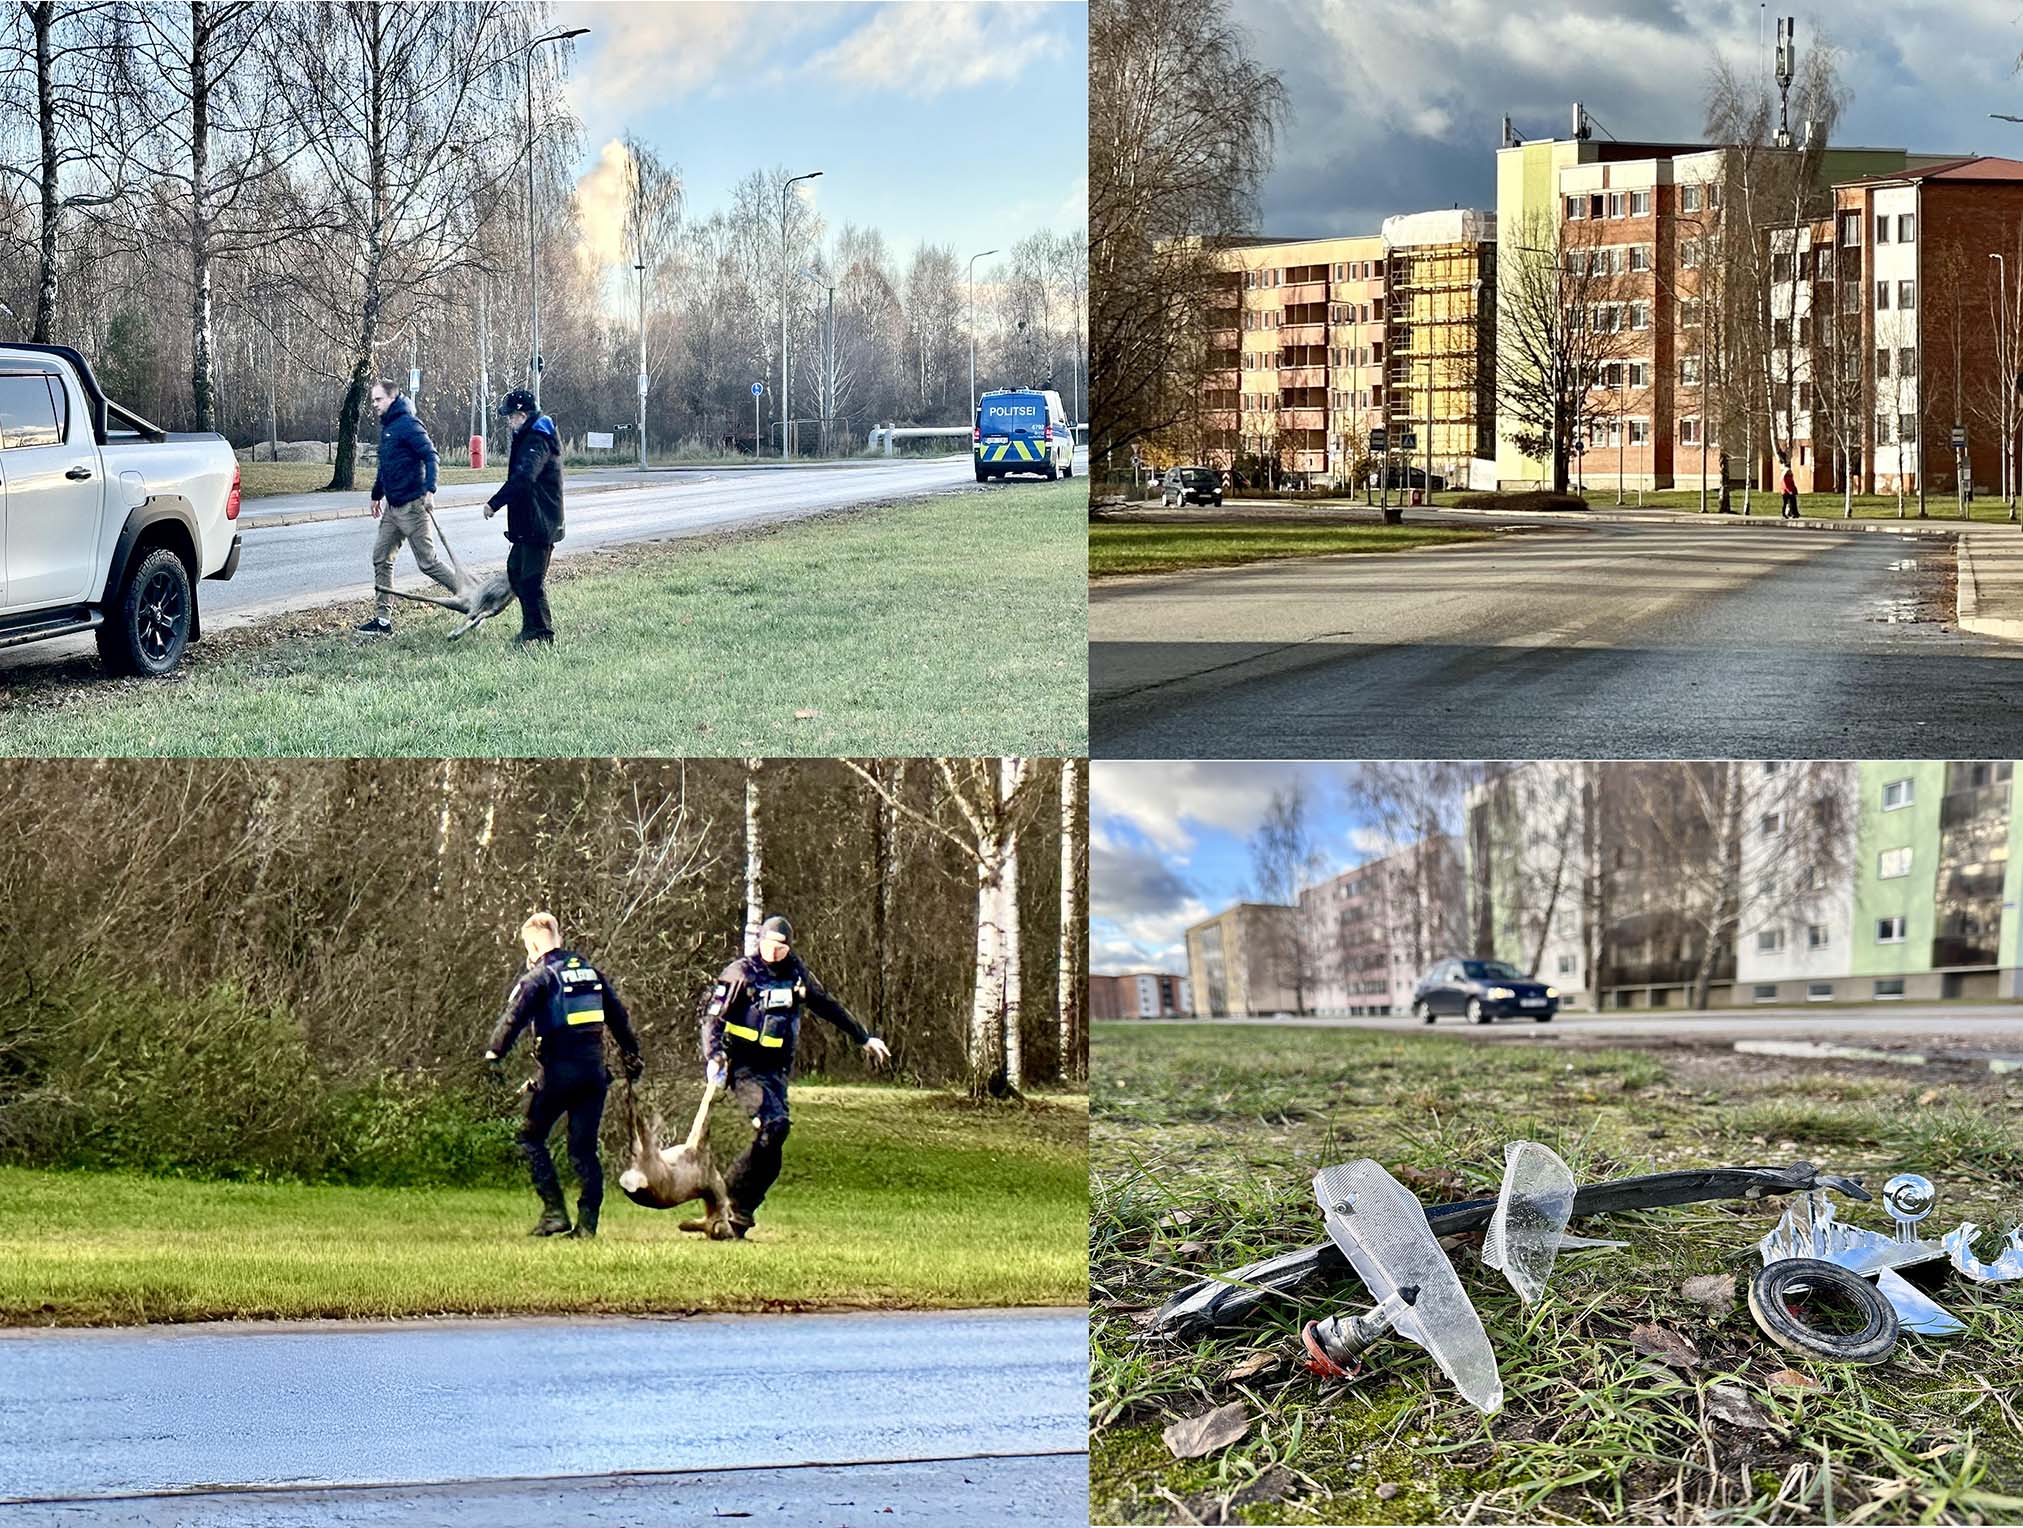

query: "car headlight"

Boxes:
[1546, 987, 1560, 999]
[1486, 987, 1515, 1000]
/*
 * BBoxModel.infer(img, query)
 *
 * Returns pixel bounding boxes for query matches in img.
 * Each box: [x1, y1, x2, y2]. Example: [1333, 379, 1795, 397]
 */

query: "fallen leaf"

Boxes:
[1159, 1209, 1195, 1230]
[1630, 1322, 1701, 1369]
[1680, 1273, 1737, 1318]
[1706, 1381, 1775, 1431]
[1174, 1240, 1205, 1258]
[1222, 1351, 1278, 1383]
[1917, 1088, 1941, 1106]
[1768, 1369, 1819, 1390]
[793, 708, 819, 720]
[1163, 1401, 1248, 1459]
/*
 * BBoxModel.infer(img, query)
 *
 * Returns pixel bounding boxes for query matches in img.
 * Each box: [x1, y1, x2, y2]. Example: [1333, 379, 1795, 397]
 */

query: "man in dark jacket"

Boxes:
[484, 388, 565, 645]
[485, 910, 644, 1239]
[692, 914, 890, 1238]
[358, 379, 459, 635]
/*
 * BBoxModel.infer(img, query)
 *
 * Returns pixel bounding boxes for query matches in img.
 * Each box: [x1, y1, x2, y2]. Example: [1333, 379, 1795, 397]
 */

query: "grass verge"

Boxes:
[0, 481, 1086, 756]
[1089, 522, 1500, 578]
[237, 462, 504, 499]
[1615, 489, 2019, 524]
[0, 1085, 1089, 1325]
[1091, 1021, 2023, 1525]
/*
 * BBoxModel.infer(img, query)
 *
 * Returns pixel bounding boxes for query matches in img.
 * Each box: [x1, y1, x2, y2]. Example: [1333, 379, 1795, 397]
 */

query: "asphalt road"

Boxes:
[0, 1307, 1088, 1527]
[0, 455, 976, 675]
[1134, 1009, 2023, 1048]
[1090, 520, 2022, 758]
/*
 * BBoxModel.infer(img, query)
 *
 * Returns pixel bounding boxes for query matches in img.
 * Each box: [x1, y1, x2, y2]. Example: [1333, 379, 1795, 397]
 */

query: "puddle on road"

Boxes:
[1866, 552, 1952, 627]
[1890, 559, 1918, 572]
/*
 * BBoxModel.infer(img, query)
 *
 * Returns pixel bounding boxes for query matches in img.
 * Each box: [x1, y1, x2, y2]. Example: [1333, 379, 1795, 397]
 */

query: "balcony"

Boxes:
[1208, 328, 1239, 348]
[1280, 322, 1326, 346]
[1282, 281, 1327, 306]
[1204, 369, 1238, 389]
[1282, 408, 1327, 430]
[1277, 365, 1327, 388]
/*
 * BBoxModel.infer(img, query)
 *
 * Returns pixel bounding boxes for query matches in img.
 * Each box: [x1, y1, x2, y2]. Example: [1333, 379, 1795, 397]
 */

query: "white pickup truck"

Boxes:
[0, 343, 241, 675]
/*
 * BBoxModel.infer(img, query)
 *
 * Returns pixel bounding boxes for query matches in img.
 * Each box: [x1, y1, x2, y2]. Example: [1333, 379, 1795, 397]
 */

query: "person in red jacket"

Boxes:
[1780, 456, 1800, 519]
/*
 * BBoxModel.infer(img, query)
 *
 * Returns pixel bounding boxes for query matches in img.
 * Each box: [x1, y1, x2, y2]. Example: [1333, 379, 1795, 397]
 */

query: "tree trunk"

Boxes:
[743, 758, 763, 956]
[1001, 768, 1023, 1093]
[32, 2, 58, 343]
[968, 834, 1005, 1098]
[188, 1, 216, 431]
[1057, 758, 1084, 1081]
[326, 14, 388, 494]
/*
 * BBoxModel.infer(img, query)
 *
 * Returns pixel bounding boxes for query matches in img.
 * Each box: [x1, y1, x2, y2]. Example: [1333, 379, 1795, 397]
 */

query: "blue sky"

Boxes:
[556, 1, 1087, 271]
[1091, 763, 1389, 975]
[1236, 0, 2019, 239]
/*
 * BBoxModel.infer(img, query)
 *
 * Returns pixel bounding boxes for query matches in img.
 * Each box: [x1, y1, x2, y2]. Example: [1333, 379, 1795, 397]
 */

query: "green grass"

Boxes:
[0, 1085, 1089, 1325]
[1623, 489, 2021, 524]
[1090, 1022, 2023, 1525]
[1089, 522, 1500, 578]
[0, 482, 1086, 756]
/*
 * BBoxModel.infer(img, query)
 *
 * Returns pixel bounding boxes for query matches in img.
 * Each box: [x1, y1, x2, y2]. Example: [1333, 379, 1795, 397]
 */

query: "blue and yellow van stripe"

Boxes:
[979, 438, 1045, 462]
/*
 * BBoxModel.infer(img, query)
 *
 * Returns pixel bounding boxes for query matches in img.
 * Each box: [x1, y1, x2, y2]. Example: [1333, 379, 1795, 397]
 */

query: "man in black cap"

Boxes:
[485, 911, 644, 1239]
[694, 914, 890, 1237]
[484, 388, 564, 644]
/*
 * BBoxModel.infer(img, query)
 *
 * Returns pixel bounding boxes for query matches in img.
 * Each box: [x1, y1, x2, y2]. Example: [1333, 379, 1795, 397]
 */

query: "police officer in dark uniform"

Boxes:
[484, 387, 564, 645]
[694, 914, 890, 1238]
[485, 911, 643, 1239]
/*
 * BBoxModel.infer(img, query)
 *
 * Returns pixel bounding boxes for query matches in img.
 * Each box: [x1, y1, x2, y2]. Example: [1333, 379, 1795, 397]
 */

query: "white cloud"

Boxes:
[560, 1, 826, 124]
[574, 138, 635, 270]
[807, 2, 1062, 98]
[1054, 172, 1087, 230]
[1090, 761, 1338, 855]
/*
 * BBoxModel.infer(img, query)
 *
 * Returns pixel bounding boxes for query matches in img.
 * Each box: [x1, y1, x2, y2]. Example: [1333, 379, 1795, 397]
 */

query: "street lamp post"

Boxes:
[968, 248, 997, 425]
[1994, 252, 2012, 512]
[780, 170, 822, 457]
[523, 25, 589, 409]
[800, 268, 834, 455]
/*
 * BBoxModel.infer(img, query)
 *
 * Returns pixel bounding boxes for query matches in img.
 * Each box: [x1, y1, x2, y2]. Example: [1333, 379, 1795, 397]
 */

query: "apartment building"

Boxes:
[1184, 902, 1301, 1017]
[1469, 760, 2023, 1008]
[1493, 111, 1933, 491]
[1768, 157, 2023, 496]
[1189, 215, 1495, 487]
[1089, 971, 1192, 1020]
[1299, 837, 1466, 1015]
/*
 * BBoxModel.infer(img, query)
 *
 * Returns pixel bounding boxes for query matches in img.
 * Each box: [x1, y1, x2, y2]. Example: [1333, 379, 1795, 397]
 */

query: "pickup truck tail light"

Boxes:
[226, 463, 241, 521]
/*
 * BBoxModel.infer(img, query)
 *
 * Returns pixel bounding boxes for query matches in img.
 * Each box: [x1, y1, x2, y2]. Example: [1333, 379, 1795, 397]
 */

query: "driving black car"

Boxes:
[1411, 957, 1559, 1024]
[1160, 465, 1223, 506]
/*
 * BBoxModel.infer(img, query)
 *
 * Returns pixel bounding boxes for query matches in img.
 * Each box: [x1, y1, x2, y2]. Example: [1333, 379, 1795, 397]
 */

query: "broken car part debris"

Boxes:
[1481, 1140, 1577, 1306]
[1746, 1258, 1901, 1365]
[1944, 1222, 2023, 1284]
[1309, 1160, 1504, 1415]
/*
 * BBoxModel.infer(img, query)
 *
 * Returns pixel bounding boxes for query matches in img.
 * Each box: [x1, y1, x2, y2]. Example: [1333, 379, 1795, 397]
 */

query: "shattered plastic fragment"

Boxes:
[1942, 1222, 2023, 1284]
[1757, 1191, 1944, 1277]
[1481, 1140, 1577, 1304]
[1873, 1267, 1966, 1337]
[1312, 1160, 1504, 1414]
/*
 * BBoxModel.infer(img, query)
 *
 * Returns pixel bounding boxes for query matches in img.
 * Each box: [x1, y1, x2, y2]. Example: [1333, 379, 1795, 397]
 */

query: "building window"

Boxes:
[1683, 239, 1701, 269]
[1773, 317, 1792, 347]
[1680, 355, 1700, 387]
[1558, 954, 1576, 975]
[1757, 928, 1785, 953]
[1839, 211, 1860, 243]
[1629, 361, 1650, 387]
[1808, 924, 1829, 949]
[1876, 915, 1906, 943]
[1899, 346, 1914, 376]
[1899, 213, 1915, 242]
[1807, 981, 1833, 1001]
[1629, 417, 1650, 445]
[1799, 382, 1812, 411]
[1882, 776, 1913, 810]
[1752, 983, 1779, 1002]
[1372, 298, 1384, 320]
[1878, 846, 1912, 879]
[1899, 280, 1915, 309]
[1876, 348, 1891, 379]
[1877, 413, 1894, 445]
[1874, 977, 1906, 999]
[1681, 416, 1701, 445]
[1875, 213, 1890, 244]
[1630, 189, 1651, 216]
[1630, 244, 1650, 272]
[1630, 300, 1649, 330]
[1771, 250, 1791, 281]
[1876, 280, 1890, 310]
[1681, 298, 1701, 328]
[1682, 184, 1702, 213]
[1901, 411, 1917, 441]
[1371, 339, 1383, 360]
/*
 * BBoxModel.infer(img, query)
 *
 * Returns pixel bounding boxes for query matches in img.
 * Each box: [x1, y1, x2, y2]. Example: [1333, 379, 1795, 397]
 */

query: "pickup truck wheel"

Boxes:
[98, 546, 192, 676]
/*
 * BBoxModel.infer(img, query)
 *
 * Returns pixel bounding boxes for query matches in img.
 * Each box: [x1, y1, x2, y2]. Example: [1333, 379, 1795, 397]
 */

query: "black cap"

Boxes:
[759, 915, 793, 945]
[498, 387, 537, 417]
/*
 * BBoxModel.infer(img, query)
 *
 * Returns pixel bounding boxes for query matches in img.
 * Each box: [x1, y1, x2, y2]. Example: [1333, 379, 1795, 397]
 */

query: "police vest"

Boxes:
[543, 954, 609, 1038]
[724, 967, 801, 1052]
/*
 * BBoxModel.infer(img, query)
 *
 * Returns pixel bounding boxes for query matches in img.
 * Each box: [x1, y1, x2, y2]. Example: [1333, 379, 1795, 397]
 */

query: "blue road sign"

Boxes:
[752, 382, 764, 396]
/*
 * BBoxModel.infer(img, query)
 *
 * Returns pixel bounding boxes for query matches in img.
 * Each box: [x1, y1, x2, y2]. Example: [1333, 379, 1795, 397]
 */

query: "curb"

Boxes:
[1432, 505, 1967, 536]
[237, 478, 659, 530]
[1954, 534, 2023, 642]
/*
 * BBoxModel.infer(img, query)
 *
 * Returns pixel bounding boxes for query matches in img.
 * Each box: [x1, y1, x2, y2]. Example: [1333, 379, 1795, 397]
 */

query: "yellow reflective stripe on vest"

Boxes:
[723, 1021, 786, 1047]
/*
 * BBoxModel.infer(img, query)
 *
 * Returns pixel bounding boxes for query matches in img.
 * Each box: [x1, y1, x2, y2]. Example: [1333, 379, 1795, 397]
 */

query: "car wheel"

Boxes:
[1467, 997, 1489, 1025]
[1064, 459, 1074, 478]
[98, 545, 193, 677]
[1043, 462, 1058, 482]
[1213, 495, 1224, 505]
[975, 465, 987, 482]
[1535, 1012, 1554, 1023]
[1414, 999, 1433, 1025]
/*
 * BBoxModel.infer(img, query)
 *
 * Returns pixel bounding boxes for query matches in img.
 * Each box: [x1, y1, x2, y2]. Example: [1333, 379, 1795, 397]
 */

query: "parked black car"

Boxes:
[1411, 957, 1559, 1024]
[1160, 465, 1223, 506]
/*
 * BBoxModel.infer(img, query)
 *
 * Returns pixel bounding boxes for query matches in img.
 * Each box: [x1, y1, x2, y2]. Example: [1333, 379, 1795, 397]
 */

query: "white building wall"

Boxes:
[1872, 185, 1921, 483]
[1734, 762, 1858, 997]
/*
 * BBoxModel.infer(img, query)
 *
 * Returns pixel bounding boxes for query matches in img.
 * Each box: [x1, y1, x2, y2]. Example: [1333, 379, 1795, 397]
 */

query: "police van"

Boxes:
[974, 388, 1074, 482]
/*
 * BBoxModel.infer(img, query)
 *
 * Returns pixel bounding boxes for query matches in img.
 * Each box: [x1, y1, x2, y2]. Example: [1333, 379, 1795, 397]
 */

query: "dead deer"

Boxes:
[618, 1081, 733, 1237]
[377, 508, 514, 639]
